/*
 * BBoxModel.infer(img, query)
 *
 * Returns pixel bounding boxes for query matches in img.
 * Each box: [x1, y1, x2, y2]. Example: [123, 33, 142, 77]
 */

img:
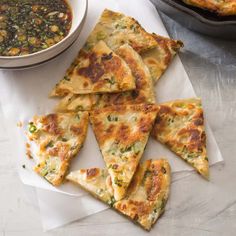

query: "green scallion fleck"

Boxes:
[45, 141, 54, 148]
[114, 177, 123, 187]
[107, 115, 118, 122]
[63, 75, 70, 81]
[107, 196, 116, 207]
[28, 122, 37, 133]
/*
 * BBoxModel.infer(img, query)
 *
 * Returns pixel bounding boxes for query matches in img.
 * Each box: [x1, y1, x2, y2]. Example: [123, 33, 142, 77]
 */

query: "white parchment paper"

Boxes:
[0, 0, 224, 231]
[37, 188, 108, 231]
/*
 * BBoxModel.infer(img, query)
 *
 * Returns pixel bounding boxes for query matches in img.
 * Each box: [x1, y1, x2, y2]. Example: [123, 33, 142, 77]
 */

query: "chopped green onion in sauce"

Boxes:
[0, 0, 72, 56]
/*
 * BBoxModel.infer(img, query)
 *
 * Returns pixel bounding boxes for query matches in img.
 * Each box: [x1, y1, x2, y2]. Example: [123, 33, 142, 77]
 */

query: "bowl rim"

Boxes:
[0, 0, 87, 60]
[157, 0, 236, 26]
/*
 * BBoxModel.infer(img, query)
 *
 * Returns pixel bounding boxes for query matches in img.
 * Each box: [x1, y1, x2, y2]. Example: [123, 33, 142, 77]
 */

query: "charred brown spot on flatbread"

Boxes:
[70, 125, 82, 135]
[77, 52, 105, 83]
[145, 164, 162, 201]
[139, 117, 153, 133]
[159, 105, 174, 115]
[117, 124, 130, 141]
[86, 168, 100, 179]
[103, 55, 121, 72]
[43, 114, 61, 135]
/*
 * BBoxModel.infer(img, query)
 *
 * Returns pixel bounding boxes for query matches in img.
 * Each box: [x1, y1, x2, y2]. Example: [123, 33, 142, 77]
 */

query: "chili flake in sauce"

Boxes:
[0, 0, 72, 56]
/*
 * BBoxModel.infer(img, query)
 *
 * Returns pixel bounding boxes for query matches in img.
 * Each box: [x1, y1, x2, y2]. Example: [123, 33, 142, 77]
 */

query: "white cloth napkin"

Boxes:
[0, 0, 223, 231]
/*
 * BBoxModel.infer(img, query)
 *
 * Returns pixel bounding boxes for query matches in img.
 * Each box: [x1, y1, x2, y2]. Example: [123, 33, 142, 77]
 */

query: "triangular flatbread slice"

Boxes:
[84, 9, 158, 53]
[51, 40, 136, 96]
[67, 167, 115, 204]
[141, 34, 183, 84]
[55, 44, 156, 112]
[27, 112, 89, 185]
[66, 159, 171, 231]
[152, 98, 209, 178]
[89, 104, 158, 200]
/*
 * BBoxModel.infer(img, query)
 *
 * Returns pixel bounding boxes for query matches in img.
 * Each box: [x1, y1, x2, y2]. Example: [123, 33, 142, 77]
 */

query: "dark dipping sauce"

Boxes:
[0, 0, 72, 56]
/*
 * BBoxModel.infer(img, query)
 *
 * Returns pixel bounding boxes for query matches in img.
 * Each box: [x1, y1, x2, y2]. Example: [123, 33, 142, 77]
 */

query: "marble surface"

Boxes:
[0, 10, 236, 236]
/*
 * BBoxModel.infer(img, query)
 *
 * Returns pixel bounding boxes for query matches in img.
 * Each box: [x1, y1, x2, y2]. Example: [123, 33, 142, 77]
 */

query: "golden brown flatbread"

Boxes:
[27, 112, 89, 185]
[50, 41, 136, 96]
[152, 98, 209, 179]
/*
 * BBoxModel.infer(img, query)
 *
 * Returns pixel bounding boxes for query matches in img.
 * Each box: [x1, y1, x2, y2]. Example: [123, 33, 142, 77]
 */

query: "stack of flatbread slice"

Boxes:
[52, 9, 183, 112]
[25, 9, 211, 231]
[55, 43, 156, 111]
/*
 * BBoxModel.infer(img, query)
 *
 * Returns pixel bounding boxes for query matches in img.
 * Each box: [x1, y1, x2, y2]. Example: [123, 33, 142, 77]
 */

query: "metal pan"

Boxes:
[151, 0, 236, 40]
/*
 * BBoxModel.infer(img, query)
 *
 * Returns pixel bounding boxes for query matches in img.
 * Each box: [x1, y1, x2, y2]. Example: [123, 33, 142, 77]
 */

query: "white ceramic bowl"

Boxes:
[0, 0, 87, 69]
